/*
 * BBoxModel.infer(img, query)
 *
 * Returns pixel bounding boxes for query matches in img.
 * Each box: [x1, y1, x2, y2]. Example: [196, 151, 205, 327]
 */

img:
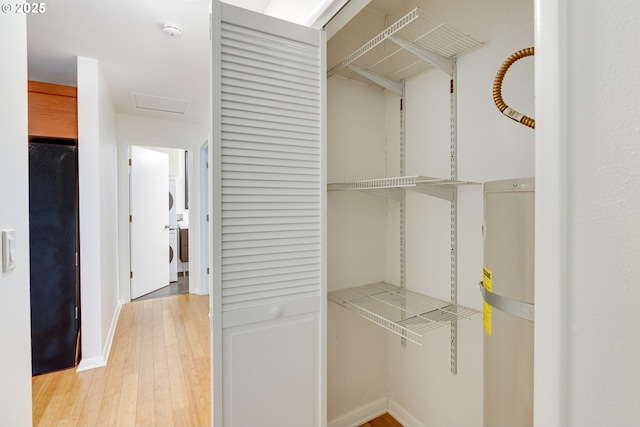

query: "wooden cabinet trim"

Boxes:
[28, 80, 78, 139]
[28, 80, 77, 98]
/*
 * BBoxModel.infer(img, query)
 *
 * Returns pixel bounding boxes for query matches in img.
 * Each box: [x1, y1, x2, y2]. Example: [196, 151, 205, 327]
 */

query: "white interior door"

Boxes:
[211, 3, 326, 426]
[130, 145, 170, 299]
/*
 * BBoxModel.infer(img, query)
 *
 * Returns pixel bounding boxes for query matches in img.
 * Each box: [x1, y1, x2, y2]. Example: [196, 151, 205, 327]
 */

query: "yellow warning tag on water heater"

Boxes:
[483, 266, 493, 337]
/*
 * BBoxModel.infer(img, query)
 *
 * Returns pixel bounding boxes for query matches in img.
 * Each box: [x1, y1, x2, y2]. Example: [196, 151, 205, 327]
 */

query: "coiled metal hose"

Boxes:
[492, 47, 535, 129]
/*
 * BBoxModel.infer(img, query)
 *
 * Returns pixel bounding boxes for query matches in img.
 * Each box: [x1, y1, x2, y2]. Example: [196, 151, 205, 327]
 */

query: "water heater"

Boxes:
[481, 178, 535, 427]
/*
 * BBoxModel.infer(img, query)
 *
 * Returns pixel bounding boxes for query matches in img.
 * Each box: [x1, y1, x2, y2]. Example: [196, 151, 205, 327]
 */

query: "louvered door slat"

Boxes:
[223, 85, 319, 109]
[218, 12, 321, 316]
[221, 236, 321, 250]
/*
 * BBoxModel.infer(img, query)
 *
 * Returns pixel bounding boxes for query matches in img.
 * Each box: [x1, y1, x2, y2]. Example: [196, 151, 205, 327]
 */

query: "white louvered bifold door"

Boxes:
[211, 3, 326, 427]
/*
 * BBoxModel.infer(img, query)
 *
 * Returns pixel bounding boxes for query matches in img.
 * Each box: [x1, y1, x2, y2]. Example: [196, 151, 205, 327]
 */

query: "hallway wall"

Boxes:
[116, 114, 204, 300]
[0, 13, 33, 426]
[535, 1, 640, 425]
[77, 56, 121, 370]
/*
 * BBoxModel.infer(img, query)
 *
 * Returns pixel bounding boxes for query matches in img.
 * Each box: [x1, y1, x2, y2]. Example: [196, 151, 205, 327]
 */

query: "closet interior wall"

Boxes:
[327, 0, 534, 426]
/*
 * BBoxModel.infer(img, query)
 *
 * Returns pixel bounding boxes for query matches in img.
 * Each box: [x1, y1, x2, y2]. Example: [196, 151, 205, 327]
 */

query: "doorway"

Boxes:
[129, 145, 193, 302]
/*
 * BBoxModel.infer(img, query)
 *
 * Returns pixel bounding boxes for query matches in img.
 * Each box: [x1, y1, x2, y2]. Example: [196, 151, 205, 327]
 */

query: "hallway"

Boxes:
[32, 294, 210, 426]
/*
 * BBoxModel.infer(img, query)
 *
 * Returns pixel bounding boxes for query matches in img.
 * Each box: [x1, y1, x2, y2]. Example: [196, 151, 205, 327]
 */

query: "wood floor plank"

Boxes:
[137, 299, 157, 416]
[115, 372, 138, 426]
[95, 388, 120, 427]
[153, 322, 175, 426]
[36, 391, 68, 427]
[360, 413, 403, 427]
[54, 369, 94, 427]
[32, 369, 60, 426]
[32, 294, 211, 427]
[75, 367, 108, 427]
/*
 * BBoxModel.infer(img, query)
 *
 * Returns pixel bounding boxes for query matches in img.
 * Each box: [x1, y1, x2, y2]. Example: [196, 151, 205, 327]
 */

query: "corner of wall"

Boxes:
[388, 398, 427, 427]
[327, 397, 388, 427]
[77, 55, 121, 366]
[0, 13, 33, 426]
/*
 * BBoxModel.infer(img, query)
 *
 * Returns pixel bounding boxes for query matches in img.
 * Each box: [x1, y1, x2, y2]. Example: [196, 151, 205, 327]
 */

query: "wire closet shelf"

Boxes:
[327, 7, 483, 85]
[328, 282, 477, 346]
[327, 175, 479, 202]
[327, 7, 483, 348]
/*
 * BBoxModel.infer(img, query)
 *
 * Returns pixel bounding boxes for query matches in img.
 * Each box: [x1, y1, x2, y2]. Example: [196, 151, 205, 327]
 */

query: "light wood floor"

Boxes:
[360, 413, 403, 427]
[32, 294, 211, 427]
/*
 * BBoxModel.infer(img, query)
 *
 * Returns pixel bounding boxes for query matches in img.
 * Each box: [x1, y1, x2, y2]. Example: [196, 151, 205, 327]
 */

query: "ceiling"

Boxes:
[26, 0, 348, 126]
[26, 0, 514, 128]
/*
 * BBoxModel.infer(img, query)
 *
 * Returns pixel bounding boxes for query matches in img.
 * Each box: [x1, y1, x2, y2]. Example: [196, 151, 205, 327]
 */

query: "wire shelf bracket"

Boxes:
[388, 36, 453, 76]
[347, 65, 404, 96]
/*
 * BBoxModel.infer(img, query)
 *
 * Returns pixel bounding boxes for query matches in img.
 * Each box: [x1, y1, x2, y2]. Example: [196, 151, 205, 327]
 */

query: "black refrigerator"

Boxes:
[29, 139, 80, 375]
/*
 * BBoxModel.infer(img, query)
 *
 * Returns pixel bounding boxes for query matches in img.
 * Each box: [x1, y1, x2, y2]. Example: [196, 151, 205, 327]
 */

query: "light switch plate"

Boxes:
[2, 229, 16, 272]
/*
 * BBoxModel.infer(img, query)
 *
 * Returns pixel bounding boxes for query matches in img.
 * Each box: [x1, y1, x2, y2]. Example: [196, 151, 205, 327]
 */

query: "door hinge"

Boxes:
[206, 214, 209, 222]
[75, 307, 78, 320]
[207, 267, 210, 274]
[129, 215, 132, 222]
[130, 271, 133, 279]
[129, 158, 132, 166]
[75, 252, 79, 267]
[206, 161, 209, 169]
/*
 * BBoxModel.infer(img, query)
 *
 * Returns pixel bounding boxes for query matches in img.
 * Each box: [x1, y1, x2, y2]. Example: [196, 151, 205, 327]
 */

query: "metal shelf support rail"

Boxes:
[400, 84, 407, 347]
[450, 57, 459, 374]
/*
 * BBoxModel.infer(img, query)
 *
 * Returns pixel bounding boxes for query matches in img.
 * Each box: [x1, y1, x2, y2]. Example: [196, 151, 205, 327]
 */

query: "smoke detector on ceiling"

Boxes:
[163, 23, 181, 38]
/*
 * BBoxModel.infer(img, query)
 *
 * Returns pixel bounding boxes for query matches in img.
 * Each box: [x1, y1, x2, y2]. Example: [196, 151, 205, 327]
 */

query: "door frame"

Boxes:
[200, 139, 210, 296]
[117, 140, 199, 303]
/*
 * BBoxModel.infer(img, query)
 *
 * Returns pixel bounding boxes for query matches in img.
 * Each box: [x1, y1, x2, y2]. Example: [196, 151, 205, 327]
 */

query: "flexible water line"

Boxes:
[492, 47, 535, 129]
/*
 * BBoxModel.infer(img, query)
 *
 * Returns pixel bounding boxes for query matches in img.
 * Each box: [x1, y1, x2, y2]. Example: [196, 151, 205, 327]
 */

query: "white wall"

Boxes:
[77, 56, 121, 370]
[116, 114, 203, 299]
[0, 13, 33, 426]
[535, 1, 640, 426]
[327, 0, 534, 425]
[327, 77, 390, 425]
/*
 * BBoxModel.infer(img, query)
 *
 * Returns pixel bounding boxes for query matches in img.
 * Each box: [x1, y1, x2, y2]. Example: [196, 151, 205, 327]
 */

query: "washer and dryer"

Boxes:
[169, 177, 178, 282]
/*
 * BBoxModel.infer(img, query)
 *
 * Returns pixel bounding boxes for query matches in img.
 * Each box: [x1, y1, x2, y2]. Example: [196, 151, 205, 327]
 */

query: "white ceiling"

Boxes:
[26, 0, 343, 126]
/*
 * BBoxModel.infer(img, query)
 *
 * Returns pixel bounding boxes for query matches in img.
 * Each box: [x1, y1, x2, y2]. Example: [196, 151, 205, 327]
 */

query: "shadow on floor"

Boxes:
[134, 272, 189, 302]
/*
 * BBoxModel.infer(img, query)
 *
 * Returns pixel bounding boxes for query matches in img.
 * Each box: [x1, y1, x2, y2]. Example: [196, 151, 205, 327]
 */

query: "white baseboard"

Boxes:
[328, 397, 388, 427]
[101, 300, 122, 364]
[76, 300, 122, 373]
[76, 355, 106, 372]
[388, 398, 427, 427]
